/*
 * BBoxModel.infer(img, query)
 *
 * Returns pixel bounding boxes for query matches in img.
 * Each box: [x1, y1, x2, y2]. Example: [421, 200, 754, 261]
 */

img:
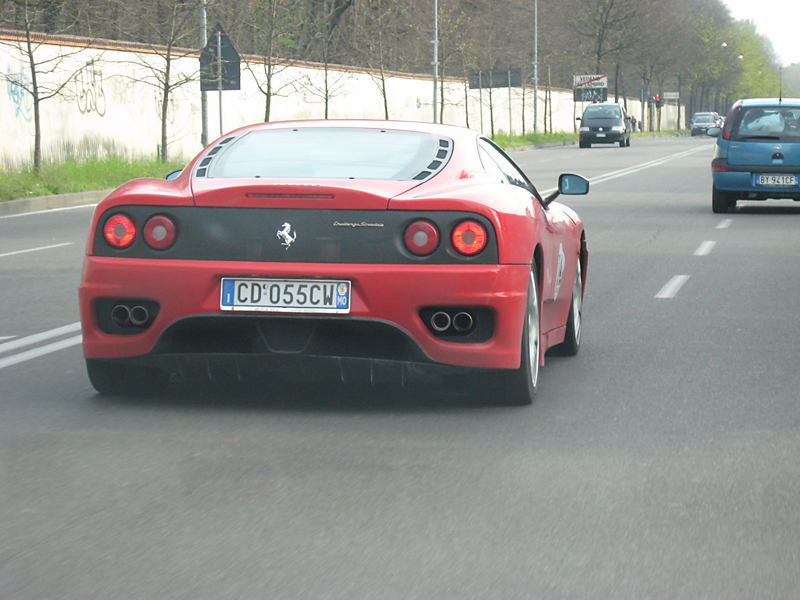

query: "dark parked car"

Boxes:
[577, 102, 632, 148]
[707, 98, 800, 213]
[690, 112, 719, 136]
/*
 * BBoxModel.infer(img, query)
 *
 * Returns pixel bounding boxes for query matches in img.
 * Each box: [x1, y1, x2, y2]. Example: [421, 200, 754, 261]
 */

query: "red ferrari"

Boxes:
[79, 120, 589, 404]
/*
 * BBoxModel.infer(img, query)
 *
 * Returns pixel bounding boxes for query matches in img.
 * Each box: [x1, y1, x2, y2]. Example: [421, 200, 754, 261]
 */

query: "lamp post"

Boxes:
[720, 43, 744, 113]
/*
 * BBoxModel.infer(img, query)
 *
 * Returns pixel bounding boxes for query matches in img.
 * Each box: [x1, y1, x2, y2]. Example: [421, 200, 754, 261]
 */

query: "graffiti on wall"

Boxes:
[6, 67, 33, 122]
[75, 60, 106, 116]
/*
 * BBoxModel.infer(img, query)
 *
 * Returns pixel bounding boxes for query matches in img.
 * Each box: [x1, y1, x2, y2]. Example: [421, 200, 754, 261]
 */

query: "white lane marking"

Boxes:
[0, 322, 82, 355]
[694, 241, 716, 256]
[655, 275, 691, 299]
[539, 144, 715, 195]
[0, 242, 73, 259]
[0, 336, 16, 341]
[0, 336, 82, 370]
[0, 203, 98, 219]
[588, 145, 713, 186]
[716, 219, 733, 229]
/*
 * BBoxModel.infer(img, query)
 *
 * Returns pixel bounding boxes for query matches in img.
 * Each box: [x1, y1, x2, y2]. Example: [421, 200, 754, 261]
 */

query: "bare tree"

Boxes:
[109, 0, 200, 161]
[240, 0, 300, 121]
[565, 0, 652, 75]
[460, 0, 521, 136]
[0, 4, 91, 172]
[294, 0, 353, 118]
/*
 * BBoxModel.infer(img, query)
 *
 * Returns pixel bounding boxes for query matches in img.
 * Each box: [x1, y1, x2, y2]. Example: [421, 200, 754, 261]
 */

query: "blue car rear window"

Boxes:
[200, 128, 451, 180]
[732, 106, 800, 141]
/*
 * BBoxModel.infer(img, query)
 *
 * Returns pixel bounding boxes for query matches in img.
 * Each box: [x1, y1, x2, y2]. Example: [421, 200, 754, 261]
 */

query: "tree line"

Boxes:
[3, 0, 794, 109]
[2, 0, 796, 169]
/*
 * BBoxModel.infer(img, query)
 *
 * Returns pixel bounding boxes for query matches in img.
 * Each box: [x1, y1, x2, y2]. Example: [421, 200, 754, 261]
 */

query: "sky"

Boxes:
[723, 0, 800, 67]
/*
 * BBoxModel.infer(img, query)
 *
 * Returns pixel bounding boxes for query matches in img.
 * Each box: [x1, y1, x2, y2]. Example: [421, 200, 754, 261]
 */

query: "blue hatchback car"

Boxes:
[707, 98, 800, 213]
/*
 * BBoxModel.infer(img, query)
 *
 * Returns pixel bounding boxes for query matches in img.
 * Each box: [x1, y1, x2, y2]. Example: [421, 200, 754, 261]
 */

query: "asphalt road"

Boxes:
[2, 136, 800, 599]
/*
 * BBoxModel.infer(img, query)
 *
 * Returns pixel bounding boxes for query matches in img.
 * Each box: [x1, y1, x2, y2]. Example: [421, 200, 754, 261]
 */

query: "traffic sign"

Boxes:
[200, 24, 241, 92]
[574, 88, 608, 102]
[469, 68, 522, 89]
[573, 74, 608, 89]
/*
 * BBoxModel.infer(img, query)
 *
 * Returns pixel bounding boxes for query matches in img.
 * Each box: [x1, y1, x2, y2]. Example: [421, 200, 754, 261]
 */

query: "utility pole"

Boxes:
[533, 0, 538, 134]
[432, 0, 439, 123]
[200, 0, 208, 147]
[216, 28, 223, 135]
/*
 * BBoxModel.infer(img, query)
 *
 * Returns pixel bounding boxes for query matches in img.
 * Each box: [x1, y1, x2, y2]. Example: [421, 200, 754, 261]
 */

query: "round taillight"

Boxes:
[143, 215, 177, 250]
[452, 220, 487, 256]
[404, 220, 440, 256]
[103, 213, 136, 248]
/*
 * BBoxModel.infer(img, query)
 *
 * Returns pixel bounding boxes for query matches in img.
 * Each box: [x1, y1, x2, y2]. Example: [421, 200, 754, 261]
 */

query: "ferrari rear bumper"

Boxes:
[79, 257, 531, 370]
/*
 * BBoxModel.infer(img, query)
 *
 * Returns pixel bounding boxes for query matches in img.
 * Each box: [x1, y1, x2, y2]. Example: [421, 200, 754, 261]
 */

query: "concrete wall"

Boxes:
[1, 31, 680, 169]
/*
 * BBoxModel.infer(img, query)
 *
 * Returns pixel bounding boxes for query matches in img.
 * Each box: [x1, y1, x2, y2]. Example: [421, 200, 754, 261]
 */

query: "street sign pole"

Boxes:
[508, 70, 513, 144]
[478, 71, 483, 133]
[199, 23, 240, 136]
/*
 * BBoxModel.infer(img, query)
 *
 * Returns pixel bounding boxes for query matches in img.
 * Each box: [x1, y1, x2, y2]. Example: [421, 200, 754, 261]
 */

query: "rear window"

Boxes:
[583, 105, 621, 119]
[199, 128, 452, 180]
[731, 106, 800, 142]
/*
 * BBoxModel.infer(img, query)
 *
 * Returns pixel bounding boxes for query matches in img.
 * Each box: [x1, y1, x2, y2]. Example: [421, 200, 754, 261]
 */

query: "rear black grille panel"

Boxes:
[92, 206, 498, 264]
[150, 315, 433, 363]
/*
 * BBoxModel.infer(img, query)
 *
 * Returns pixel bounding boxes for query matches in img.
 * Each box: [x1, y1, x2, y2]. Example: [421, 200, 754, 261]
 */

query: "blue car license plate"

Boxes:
[755, 174, 799, 187]
[220, 278, 351, 313]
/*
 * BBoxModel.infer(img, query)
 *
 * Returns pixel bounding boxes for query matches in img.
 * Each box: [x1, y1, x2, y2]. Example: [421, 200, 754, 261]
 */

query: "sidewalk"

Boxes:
[0, 189, 113, 217]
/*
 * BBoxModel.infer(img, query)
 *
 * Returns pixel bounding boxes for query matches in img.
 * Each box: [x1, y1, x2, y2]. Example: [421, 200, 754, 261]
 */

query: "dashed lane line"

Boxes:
[694, 241, 717, 256]
[655, 275, 691, 299]
[539, 144, 715, 195]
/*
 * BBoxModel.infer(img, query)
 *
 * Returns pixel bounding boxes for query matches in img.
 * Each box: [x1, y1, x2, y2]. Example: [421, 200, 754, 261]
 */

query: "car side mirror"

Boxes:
[166, 170, 183, 180]
[544, 174, 590, 206]
[706, 127, 722, 138]
[559, 174, 589, 195]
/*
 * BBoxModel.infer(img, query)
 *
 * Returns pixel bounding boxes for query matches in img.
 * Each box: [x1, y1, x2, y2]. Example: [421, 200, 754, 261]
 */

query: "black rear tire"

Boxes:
[550, 260, 582, 357]
[490, 266, 540, 406]
[712, 186, 734, 213]
[86, 359, 169, 396]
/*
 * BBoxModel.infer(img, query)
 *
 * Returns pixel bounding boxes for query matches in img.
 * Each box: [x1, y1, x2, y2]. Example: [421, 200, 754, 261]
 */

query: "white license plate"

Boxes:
[596, 133, 606, 137]
[220, 278, 351, 313]
[756, 174, 798, 187]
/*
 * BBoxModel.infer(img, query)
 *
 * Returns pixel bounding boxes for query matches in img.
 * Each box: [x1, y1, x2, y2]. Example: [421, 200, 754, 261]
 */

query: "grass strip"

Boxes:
[0, 158, 184, 203]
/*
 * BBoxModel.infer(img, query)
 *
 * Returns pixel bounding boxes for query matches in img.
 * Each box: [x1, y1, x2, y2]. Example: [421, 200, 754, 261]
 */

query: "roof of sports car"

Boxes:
[193, 120, 480, 183]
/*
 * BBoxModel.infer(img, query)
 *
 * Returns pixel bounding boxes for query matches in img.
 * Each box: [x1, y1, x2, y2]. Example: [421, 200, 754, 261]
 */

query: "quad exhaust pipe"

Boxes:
[452, 311, 474, 332]
[129, 305, 150, 326]
[111, 303, 151, 327]
[430, 311, 452, 332]
[428, 309, 475, 335]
